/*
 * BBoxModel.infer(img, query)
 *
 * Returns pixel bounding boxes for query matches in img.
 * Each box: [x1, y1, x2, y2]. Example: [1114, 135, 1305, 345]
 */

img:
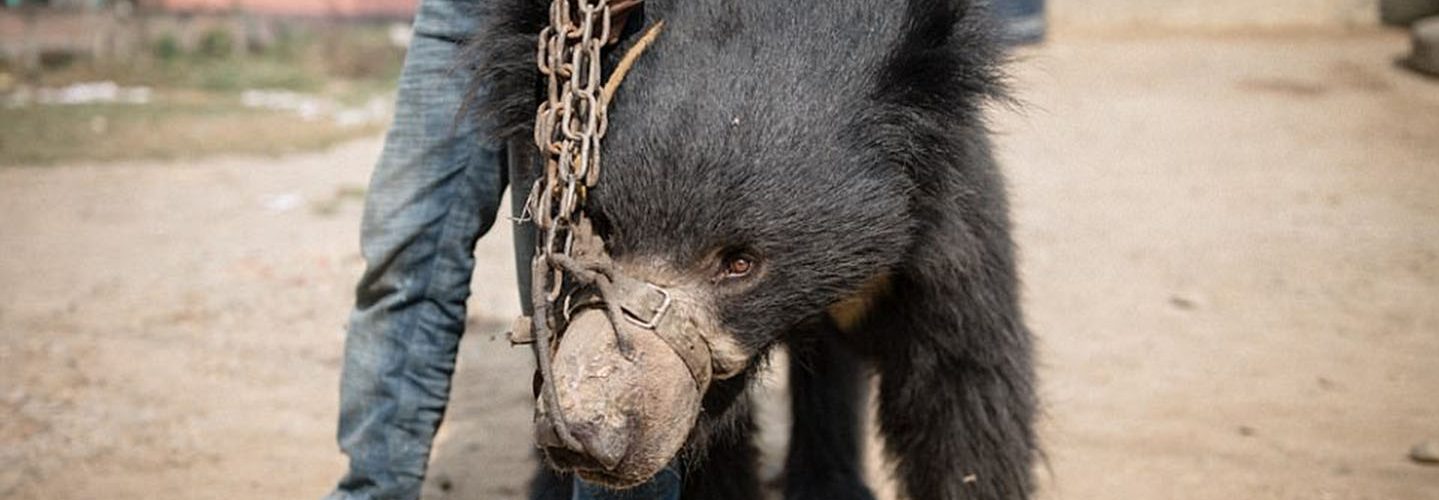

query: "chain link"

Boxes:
[534, 0, 614, 299]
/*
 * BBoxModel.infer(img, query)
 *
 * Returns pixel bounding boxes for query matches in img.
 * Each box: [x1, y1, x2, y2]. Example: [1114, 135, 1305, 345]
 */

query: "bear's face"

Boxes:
[586, 35, 920, 354]
[589, 132, 914, 357]
[537, 52, 918, 486]
[539, 151, 914, 487]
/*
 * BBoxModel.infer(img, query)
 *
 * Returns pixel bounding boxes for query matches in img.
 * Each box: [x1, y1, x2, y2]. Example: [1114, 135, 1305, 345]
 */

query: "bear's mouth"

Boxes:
[535, 304, 707, 488]
[543, 442, 650, 488]
[527, 256, 758, 488]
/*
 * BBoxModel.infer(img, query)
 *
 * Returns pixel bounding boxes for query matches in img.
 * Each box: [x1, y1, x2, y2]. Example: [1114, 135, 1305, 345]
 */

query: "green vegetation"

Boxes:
[34, 24, 405, 91]
[152, 34, 184, 62]
[0, 24, 405, 166]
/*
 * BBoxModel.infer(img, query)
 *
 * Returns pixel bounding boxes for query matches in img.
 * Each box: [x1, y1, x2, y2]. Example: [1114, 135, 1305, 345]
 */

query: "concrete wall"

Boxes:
[1048, 0, 1380, 30]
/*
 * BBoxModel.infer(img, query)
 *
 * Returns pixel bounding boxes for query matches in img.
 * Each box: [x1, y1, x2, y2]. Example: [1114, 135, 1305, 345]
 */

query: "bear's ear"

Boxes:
[858, 0, 1006, 184]
[876, 0, 1007, 116]
[461, 0, 549, 146]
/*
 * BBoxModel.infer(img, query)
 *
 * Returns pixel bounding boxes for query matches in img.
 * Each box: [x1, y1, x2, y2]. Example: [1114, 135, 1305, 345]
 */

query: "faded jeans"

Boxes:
[325, 0, 680, 499]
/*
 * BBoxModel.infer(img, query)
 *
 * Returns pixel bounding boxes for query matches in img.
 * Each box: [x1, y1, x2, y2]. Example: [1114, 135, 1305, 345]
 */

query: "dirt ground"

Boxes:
[2, 31, 1437, 500]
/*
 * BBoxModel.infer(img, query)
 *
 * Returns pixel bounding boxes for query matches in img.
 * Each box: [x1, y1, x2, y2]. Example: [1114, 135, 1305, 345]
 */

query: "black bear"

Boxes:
[470, 0, 1036, 499]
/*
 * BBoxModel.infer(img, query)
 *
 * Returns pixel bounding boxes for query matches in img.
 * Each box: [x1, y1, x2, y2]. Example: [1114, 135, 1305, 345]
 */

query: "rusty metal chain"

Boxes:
[532, 0, 610, 248]
[524, 0, 616, 454]
[518, 0, 669, 456]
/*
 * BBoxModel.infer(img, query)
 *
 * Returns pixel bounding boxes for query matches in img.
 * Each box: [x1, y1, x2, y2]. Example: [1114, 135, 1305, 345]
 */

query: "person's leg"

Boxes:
[327, 0, 505, 498]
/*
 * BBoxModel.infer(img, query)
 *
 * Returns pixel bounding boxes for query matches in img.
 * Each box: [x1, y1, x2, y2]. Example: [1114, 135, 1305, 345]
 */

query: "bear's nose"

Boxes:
[537, 415, 628, 471]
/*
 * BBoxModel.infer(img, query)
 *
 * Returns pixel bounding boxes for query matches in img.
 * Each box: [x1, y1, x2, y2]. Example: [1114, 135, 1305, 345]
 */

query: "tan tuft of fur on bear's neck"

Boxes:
[827, 273, 892, 333]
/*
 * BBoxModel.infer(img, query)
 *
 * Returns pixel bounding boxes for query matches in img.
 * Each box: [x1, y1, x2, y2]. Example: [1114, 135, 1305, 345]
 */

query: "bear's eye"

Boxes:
[719, 254, 756, 280]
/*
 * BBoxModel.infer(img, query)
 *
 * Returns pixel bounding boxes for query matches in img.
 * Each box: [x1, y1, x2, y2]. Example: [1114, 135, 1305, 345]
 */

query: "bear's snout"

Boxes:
[537, 308, 701, 488]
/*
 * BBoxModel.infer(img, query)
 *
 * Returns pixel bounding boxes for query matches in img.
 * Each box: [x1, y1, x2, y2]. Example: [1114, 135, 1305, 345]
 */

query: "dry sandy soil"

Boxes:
[2, 31, 1437, 500]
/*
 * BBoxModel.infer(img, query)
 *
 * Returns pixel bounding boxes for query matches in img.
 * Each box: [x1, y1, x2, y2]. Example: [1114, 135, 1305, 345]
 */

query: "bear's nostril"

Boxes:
[535, 415, 628, 471]
[568, 422, 627, 470]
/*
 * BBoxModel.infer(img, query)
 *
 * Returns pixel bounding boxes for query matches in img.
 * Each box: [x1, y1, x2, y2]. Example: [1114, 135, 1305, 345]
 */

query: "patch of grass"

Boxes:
[0, 93, 385, 166]
[32, 24, 405, 93]
[183, 58, 326, 92]
[153, 34, 184, 62]
[39, 55, 329, 93]
[197, 28, 237, 59]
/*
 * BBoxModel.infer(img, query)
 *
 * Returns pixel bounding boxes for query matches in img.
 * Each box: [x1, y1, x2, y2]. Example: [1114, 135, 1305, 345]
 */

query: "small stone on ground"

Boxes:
[1411, 441, 1439, 464]
[1406, 16, 1439, 76]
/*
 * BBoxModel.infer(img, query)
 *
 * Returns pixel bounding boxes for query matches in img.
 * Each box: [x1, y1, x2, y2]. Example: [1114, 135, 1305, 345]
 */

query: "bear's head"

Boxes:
[473, 0, 1004, 488]
[529, 15, 918, 488]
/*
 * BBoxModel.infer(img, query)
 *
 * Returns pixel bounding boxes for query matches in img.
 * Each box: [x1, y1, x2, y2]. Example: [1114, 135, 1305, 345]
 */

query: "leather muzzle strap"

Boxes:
[563, 275, 714, 391]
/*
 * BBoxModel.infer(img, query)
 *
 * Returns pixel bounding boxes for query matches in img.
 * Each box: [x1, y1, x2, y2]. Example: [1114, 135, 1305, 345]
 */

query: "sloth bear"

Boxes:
[470, 0, 1036, 499]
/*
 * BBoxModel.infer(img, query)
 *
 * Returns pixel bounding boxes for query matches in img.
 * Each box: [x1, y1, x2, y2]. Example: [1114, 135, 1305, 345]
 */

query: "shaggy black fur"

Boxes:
[468, 0, 1035, 498]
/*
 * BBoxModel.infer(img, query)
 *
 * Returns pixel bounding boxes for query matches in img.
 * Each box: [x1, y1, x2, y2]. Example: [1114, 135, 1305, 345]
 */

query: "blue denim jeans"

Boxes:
[326, 0, 681, 499]
[571, 466, 682, 500]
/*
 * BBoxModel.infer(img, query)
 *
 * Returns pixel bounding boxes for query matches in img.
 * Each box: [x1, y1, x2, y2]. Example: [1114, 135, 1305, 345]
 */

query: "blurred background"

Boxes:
[1, 0, 1436, 499]
[0, 0, 412, 165]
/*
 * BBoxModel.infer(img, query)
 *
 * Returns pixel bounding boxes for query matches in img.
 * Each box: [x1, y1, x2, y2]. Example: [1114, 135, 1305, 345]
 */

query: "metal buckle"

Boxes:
[622, 283, 671, 329]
